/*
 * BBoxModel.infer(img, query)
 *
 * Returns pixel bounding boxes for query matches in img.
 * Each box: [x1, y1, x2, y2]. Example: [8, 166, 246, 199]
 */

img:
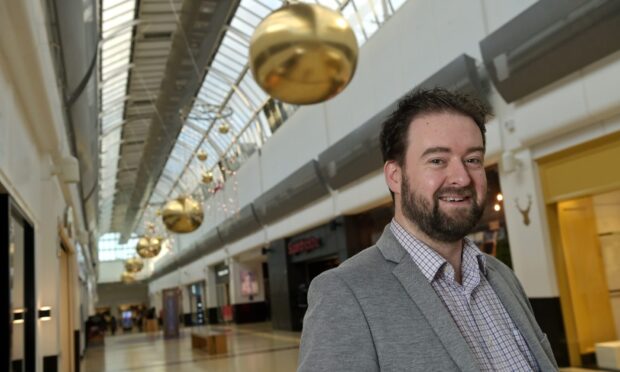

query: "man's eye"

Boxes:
[466, 158, 482, 165]
[430, 159, 445, 165]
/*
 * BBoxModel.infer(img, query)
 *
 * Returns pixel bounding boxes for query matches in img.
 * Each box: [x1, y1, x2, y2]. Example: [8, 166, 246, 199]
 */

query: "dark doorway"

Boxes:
[306, 256, 340, 283]
[1, 193, 36, 372]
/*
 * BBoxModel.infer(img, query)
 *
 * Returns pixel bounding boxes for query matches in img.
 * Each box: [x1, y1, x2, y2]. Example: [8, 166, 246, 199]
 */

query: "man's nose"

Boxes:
[446, 160, 472, 186]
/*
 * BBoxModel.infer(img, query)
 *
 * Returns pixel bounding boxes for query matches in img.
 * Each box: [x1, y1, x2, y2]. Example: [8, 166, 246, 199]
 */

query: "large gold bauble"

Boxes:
[161, 196, 204, 233]
[136, 236, 162, 259]
[249, 3, 358, 105]
[121, 272, 135, 284]
[124, 257, 144, 273]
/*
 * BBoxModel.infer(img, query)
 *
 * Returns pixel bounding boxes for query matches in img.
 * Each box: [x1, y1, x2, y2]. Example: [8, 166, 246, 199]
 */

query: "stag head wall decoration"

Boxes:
[515, 194, 532, 226]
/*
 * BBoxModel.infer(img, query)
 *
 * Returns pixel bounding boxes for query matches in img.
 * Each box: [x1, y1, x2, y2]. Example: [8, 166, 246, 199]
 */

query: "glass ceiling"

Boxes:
[97, 0, 410, 237]
[98, 233, 140, 261]
[139, 0, 409, 232]
[98, 0, 138, 232]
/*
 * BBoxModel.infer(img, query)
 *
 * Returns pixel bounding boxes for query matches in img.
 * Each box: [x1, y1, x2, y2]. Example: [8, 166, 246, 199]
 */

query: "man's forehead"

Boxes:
[407, 112, 481, 141]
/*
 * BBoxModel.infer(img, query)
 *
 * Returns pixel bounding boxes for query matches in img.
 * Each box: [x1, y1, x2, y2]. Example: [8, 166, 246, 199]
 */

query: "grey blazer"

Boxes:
[298, 227, 558, 371]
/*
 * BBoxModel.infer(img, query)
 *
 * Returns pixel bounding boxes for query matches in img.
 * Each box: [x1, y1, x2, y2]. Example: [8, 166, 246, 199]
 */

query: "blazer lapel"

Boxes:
[485, 265, 556, 370]
[378, 228, 480, 372]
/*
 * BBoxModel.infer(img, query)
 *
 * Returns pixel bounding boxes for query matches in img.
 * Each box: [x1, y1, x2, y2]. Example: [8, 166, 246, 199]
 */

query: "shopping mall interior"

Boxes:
[2, 0, 620, 371]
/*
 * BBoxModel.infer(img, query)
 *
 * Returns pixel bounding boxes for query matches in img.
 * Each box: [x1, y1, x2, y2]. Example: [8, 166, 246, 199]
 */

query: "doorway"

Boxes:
[1, 194, 36, 372]
[556, 194, 617, 359]
[58, 230, 78, 372]
[539, 131, 620, 366]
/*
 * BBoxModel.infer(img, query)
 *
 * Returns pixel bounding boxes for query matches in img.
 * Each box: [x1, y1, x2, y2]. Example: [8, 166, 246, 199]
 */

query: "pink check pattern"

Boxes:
[391, 220, 538, 371]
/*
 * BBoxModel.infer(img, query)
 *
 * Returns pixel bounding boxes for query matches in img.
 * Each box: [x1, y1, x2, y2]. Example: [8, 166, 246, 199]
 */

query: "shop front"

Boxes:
[267, 218, 348, 331]
[539, 132, 620, 367]
[206, 262, 232, 324]
[185, 281, 206, 326]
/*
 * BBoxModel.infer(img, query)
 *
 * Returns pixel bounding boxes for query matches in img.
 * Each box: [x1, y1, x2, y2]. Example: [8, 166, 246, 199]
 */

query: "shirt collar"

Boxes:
[390, 219, 487, 282]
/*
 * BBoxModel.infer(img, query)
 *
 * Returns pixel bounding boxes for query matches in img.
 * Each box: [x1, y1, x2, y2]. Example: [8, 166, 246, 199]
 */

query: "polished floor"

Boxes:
[82, 322, 301, 372]
[81, 322, 604, 371]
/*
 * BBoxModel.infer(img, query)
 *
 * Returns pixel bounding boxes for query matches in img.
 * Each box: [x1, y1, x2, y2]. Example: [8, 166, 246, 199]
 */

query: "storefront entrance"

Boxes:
[540, 132, 620, 366]
[1, 193, 36, 372]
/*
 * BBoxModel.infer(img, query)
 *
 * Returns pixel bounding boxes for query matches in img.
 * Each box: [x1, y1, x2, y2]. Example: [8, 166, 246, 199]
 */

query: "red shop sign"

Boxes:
[288, 237, 322, 256]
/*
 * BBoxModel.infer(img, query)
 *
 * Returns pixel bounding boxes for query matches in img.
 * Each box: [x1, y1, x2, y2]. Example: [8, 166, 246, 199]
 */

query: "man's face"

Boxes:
[393, 111, 487, 242]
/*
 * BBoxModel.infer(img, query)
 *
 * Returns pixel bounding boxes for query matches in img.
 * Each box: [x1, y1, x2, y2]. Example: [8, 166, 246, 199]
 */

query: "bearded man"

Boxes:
[298, 88, 557, 371]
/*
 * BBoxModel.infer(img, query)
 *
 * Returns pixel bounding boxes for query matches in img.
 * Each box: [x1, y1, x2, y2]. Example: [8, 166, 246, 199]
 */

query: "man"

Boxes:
[298, 88, 557, 371]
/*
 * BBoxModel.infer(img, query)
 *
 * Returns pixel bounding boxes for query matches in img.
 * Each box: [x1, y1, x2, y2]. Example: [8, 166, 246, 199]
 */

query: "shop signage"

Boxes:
[217, 268, 229, 277]
[288, 237, 322, 255]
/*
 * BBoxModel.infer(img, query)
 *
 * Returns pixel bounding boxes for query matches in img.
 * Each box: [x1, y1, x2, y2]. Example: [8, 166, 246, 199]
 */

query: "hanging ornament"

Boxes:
[161, 195, 204, 233]
[218, 122, 230, 134]
[202, 171, 214, 184]
[196, 149, 208, 162]
[124, 257, 144, 273]
[249, 2, 358, 105]
[121, 272, 135, 284]
[136, 236, 162, 259]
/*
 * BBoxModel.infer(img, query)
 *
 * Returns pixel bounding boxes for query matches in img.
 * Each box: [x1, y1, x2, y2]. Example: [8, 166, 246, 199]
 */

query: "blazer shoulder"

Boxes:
[310, 245, 389, 290]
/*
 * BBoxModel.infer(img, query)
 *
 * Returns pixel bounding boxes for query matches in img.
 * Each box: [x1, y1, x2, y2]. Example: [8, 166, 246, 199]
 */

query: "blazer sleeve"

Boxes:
[298, 270, 379, 372]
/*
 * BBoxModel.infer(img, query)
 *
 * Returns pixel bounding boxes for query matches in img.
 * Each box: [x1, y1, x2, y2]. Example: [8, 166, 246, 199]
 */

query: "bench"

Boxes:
[596, 340, 620, 370]
[191, 328, 228, 355]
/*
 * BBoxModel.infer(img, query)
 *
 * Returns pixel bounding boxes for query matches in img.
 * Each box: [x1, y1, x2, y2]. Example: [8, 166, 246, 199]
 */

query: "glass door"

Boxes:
[2, 194, 35, 372]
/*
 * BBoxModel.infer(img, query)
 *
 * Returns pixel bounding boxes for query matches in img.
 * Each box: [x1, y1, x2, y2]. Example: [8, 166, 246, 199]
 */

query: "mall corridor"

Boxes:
[4, 0, 620, 370]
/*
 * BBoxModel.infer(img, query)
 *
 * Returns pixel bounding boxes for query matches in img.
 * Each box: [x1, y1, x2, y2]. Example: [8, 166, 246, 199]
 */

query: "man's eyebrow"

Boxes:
[466, 146, 485, 154]
[420, 147, 451, 157]
[420, 146, 485, 157]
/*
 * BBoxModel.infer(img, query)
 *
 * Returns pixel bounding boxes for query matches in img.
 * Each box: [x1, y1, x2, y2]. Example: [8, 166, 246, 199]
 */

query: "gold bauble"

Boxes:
[196, 149, 208, 162]
[136, 236, 162, 259]
[124, 257, 144, 273]
[201, 171, 214, 184]
[249, 3, 358, 105]
[161, 196, 204, 233]
[218, 122, 230, 134]
[121, 272, 135, 284]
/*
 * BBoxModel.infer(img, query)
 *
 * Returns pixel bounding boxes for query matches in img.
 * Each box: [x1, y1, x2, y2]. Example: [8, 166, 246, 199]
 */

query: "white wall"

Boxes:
[0, 0, 97, 369]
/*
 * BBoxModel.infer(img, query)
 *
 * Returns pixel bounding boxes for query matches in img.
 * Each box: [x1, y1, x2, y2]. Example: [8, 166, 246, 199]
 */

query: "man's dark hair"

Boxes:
[380, 88, 490, 166]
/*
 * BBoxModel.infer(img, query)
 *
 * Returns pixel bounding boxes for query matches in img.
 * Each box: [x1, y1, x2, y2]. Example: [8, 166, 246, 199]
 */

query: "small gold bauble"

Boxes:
[249, 3, 358, 105]
[202, 171, 214, 184]
[196, 149, 208, 162]
[218, 122, 230, 134]
[161, 196, 204, 233]
[124, 257, 144, 273]
[121, 272, 135, 284]
[136, 236, 162, 259]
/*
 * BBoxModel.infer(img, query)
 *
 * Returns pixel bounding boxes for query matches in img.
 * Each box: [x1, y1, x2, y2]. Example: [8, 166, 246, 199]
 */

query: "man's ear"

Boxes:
[384, 161, 401, 195]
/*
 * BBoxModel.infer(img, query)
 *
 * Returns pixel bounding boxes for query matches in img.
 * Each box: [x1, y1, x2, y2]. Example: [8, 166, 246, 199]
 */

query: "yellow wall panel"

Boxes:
[539, 132, 620, 203]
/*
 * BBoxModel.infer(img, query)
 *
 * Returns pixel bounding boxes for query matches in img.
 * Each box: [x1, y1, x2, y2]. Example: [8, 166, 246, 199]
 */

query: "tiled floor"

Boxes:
[82, 322, 301, 372]
[82, 323, 604, 371]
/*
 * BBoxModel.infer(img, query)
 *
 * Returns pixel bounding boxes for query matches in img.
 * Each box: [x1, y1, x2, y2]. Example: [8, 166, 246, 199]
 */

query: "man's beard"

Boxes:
[401, 174, 485, 243]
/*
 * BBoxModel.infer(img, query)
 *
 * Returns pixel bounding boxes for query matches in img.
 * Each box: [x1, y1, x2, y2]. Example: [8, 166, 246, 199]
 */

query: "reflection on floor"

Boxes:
[82, 322, 301, 372]
[82, 322, 604, 372]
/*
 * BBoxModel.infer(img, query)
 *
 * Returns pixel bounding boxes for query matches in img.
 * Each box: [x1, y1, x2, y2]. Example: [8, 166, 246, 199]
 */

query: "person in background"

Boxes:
[298, 88, 557, 371]
[110, 314, 117, 336]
